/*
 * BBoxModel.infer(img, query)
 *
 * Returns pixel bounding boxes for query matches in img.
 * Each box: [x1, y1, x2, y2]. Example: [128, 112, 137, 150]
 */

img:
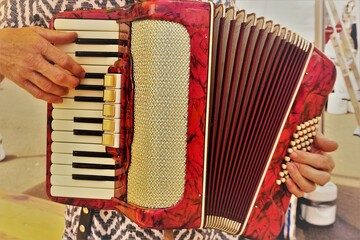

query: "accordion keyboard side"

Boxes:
[46, 0, 214, 230]
[46, 15, 129, 209]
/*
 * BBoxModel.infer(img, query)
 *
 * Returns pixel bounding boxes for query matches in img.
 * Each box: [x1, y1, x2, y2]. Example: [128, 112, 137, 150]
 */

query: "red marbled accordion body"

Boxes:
[46, 0, 336, 238]
[242, 48, 336, 239]
[47, 0, 211, 229]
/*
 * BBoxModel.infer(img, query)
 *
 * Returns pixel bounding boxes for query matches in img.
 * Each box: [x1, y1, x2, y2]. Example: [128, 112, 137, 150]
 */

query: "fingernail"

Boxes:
[52, 97, 63, 104]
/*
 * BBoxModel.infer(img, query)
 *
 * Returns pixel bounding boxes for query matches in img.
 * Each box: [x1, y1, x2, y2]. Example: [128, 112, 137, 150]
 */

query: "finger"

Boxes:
[27, 71, 69, 97]
[35, 39, 85, 79]
[30, 29, 85, 79]
[295, 162, 331, 186]
[290, 149, 335, 172]
[285, 178, 304, 198]
[313, 132, 338, 152]
[32, 26, 78, 44]
[16, 78, 63, 103]
[44, 46, 85, 79]
[287, 162, 316, 193]
[30, 54, 80, 89]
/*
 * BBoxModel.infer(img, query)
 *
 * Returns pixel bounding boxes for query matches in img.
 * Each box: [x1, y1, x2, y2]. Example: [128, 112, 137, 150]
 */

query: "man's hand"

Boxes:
[286, 132, 338, 197]
[0, 26, 85, 103]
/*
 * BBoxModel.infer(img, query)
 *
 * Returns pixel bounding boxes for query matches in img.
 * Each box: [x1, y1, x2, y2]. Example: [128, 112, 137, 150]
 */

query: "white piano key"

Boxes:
[52, 120, 102, 131]
[52, 109, 103, 120]
[78, 74, 121, 88]
[57, 43, 120, 54]
[51, 142, 107, 154]
[52, 131, 102, 144]
[54, 90, 121, 109]
[82, 65, 109, 74]
[50, 175, 114, 189]
[61, 89, 122, 103]
[69, 54, 118, 66]
[51, 153, 115, 165]
[51, 164, 114, 177]
[79, 78, 104, 86]
[52, 119, 120, 133]
[50, 185, 114, 199]
[52, 106, 121, 119]
[64, 89, 104, 98]
[53, 98, 104, 110]
[52, 132, 120, 148]
[63, 30, 120, 39]
[54, 19, 119, 32]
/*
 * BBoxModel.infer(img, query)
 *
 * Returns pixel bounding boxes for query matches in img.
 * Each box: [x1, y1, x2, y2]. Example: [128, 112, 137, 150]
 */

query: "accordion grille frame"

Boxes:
[128, 19, 191, 208]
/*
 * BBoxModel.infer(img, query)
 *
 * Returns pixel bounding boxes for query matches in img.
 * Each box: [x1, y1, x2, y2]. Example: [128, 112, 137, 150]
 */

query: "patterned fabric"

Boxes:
[63, 205, 243, 240]
[63, 205, 245, 240]
[0, 0, 233, 28]
[0, 0, 240, 239]
[0, 0, 127, 28]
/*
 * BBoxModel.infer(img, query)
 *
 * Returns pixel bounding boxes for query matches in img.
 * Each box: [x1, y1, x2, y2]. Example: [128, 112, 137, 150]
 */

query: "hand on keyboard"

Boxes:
[0, 26, 85, 103]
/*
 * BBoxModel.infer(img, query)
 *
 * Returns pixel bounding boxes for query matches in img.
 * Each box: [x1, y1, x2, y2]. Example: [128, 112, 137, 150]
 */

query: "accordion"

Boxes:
[46, 0, 336, 238]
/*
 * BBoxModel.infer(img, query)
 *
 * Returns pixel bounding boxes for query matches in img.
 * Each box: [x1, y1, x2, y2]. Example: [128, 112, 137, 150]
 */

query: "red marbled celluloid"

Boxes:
[46, 0, 336, 238]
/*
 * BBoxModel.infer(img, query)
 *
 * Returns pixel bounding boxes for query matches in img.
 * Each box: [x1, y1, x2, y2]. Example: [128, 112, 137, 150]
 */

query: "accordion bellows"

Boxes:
[46, 0, 336, 238]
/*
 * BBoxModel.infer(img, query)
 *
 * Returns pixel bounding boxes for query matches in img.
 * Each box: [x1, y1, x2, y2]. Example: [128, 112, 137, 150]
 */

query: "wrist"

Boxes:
[0, 29, 6, 82]
[0, 28, 12, 83]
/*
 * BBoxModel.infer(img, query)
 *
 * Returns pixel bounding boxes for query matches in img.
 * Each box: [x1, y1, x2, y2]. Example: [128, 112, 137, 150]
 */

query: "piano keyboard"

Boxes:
[50, 19, 125, 200]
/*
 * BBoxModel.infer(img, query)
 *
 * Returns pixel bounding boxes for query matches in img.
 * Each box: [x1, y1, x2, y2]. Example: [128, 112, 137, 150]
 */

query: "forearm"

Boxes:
[0, 28, 9, 81]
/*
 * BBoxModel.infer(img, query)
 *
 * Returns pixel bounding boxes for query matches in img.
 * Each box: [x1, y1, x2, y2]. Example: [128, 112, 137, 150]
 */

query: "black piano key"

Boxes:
[73, 151, 113, 158]
[72, 162, 116, 170]
[72, 174, 115, 181]
[85, 73, 105, 79]
[74, 96, 103, 102]
[75, 38, 127, 45]
[75, 85, 105, 91]
[73, 129, 103, 136]
[76, 51, 119, 57]
[74, 117, 103, 124]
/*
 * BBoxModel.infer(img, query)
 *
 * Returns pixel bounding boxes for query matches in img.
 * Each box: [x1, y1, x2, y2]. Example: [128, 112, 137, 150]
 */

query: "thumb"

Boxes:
[32, 26, 78, 44]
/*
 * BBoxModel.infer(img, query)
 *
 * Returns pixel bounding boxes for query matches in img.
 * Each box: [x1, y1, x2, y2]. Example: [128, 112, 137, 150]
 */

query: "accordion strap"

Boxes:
[77, 207, 95, 240]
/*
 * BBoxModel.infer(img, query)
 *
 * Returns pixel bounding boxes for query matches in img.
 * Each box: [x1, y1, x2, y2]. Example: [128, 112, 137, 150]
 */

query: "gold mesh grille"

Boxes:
[128, 20, 190, 208]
